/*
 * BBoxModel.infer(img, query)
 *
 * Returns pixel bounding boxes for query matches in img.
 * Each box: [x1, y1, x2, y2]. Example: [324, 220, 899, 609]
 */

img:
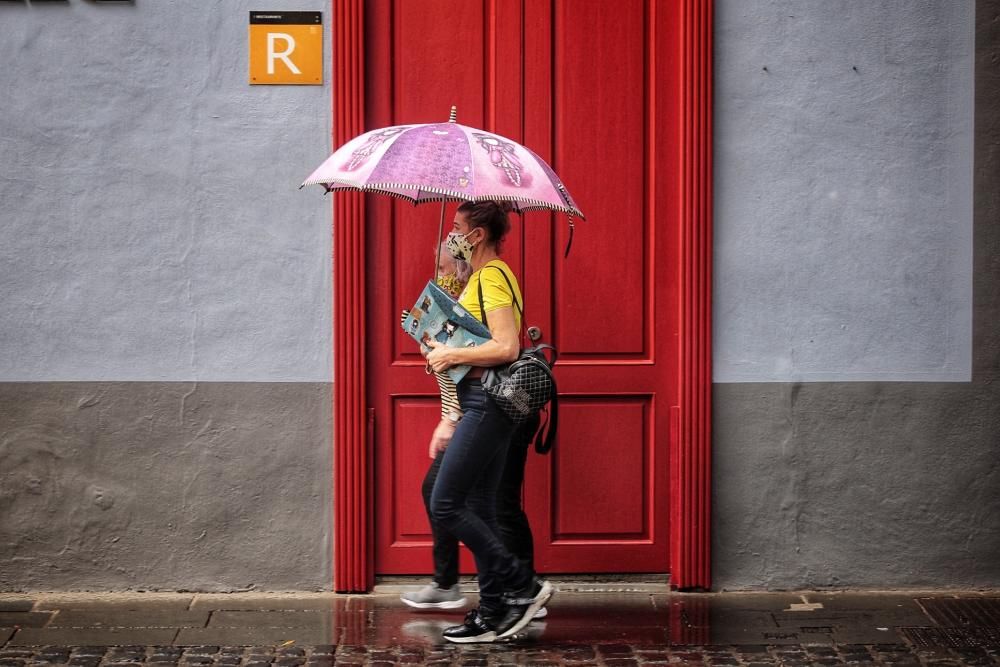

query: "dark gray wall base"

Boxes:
[713, 381, 1000, 590]
[0, 383, 333, 592]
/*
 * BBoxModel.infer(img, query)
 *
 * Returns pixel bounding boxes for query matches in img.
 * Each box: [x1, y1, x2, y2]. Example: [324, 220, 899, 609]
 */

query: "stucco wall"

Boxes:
[0, 1, 334, 591]
[713, 0, 973, 383]
[0, 382, 332, 591]
[711, 0, 1000, 589]
[0, 1, 332, 383]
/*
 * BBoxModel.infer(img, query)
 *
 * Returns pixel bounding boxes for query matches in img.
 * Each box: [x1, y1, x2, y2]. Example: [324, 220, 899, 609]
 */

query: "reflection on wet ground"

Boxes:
[1, 590, 999, 664]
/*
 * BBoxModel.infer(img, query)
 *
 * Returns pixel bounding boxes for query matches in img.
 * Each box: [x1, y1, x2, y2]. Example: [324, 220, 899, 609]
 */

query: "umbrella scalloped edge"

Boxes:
[300, 178, 586, 220]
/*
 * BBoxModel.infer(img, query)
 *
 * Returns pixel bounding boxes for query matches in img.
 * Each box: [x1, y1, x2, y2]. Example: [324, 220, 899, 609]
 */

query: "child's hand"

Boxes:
[429, 419, 456, 458]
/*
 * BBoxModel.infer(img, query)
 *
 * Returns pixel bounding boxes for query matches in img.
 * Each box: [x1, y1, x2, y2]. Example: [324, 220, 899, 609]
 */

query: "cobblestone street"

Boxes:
[2, 642, 1000, 666]
[2, 591, 999, 666]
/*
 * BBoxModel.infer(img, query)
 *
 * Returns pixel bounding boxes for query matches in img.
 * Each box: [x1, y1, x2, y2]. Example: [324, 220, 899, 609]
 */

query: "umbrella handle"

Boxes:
[434, 200, 446, 281]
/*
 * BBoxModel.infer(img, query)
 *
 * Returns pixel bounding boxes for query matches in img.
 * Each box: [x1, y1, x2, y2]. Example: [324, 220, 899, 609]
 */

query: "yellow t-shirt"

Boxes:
[459, 259, 523, 331]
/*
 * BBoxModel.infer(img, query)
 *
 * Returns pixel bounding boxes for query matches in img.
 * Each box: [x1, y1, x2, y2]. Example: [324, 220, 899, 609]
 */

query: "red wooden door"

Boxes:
[366, 0, 681, 576]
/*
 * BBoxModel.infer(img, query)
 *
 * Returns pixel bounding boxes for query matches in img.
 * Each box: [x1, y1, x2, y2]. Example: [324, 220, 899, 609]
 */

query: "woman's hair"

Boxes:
[457, 200, 513, 253]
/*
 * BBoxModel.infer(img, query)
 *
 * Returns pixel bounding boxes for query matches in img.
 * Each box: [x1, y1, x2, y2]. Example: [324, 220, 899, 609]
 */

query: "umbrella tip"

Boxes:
[448, 105, 457, 123]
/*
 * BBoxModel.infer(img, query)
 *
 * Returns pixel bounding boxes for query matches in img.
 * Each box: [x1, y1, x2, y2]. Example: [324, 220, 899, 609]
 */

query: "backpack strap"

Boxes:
[534, 386, 558, 454]
[476, 263, 522, 332]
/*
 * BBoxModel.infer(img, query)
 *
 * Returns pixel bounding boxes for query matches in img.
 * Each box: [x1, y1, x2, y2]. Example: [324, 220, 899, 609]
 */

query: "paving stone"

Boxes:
[672, 651, 706, 661]
[636, 649, 672, 659]
[0, 612, 54, 629]
[247, 648, 275, 656]
[839, 650, 875, 664]
[67, 658, 102, 667]
[604, 658, 640, 667]
[561, 646, 598, 660]
[186, 645, 221, 654]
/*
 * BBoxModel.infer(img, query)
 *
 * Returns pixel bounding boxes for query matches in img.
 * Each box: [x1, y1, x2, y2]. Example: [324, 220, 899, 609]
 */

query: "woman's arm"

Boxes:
[425, 304, 519, 371]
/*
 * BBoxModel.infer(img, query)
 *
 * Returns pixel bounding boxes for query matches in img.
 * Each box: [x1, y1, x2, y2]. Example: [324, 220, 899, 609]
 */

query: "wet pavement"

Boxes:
[1, 588, 999, 665]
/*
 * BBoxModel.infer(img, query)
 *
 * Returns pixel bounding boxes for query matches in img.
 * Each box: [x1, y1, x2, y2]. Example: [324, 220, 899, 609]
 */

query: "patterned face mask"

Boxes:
[436, 274, 465, 297]
[445, 230, 477, 262]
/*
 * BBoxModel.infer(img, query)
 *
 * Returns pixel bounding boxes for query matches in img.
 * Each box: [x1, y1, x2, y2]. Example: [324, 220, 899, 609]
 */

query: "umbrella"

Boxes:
[301, 107, 584, 269]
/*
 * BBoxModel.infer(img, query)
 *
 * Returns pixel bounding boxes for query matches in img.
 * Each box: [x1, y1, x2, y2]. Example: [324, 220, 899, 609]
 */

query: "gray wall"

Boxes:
[712, 0, 1000, 590]
[0, 1, 334, 591]
[714, 1, 973, 383]
[0, 1, 332, 383]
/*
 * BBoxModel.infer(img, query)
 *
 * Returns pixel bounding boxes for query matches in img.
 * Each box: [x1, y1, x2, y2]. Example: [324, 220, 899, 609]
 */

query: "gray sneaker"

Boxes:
[400, 582, 467, 610]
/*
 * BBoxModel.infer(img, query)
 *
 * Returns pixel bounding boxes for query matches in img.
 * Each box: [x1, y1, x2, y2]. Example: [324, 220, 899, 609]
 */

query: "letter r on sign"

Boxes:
[267, 33, 301, 75]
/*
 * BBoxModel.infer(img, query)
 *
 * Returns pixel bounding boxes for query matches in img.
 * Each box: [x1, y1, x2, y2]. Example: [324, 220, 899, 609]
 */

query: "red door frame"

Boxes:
[331, 0, 713, 592]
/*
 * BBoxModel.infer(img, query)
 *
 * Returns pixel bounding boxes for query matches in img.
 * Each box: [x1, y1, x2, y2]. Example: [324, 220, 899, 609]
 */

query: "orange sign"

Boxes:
[249, 12, 323, 85]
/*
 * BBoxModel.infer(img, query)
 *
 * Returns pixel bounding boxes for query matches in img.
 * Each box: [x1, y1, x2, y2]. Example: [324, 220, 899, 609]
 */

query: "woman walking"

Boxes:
[424, 201, 552, 643]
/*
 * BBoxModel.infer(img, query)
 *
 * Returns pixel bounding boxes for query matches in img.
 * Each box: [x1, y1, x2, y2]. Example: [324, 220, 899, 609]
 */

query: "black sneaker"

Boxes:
[442, 609, 499, 644]
[495, 579, 554, 640]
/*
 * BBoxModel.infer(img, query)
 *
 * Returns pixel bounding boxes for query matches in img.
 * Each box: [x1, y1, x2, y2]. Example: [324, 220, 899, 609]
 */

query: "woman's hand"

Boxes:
[425, 340, 456, 373]
[429, 418, 456, 458]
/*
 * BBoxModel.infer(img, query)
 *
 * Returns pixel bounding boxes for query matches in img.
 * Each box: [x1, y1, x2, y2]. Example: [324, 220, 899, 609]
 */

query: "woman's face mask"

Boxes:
[445, 229, 477, 262]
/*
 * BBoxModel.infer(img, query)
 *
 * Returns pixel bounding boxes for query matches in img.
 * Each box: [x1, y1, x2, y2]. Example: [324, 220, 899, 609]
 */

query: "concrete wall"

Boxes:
[714, 0, 973, 383]
[0, 383, 331, 591]
[0, 1, 334, 591]
[712, 0, 1000, 589]
[0, 1, 332, 382]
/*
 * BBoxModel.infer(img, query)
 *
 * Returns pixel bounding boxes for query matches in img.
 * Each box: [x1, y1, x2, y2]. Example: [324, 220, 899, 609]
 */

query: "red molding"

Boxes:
[670, 0, 713, 591]
[332, 0, 713, 591]
[332, 0, 371, 593]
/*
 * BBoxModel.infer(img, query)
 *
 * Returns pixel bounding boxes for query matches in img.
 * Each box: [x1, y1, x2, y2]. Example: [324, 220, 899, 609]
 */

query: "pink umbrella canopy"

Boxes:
[301, 109, 584, 219]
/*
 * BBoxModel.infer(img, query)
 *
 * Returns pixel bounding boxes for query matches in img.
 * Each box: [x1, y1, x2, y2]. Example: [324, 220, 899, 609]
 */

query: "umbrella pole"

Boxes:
[434, 200, 446, 281]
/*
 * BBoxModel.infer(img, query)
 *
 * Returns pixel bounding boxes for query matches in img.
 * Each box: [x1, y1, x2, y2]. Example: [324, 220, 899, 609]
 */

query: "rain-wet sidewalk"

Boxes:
[1, 586, 999, 665]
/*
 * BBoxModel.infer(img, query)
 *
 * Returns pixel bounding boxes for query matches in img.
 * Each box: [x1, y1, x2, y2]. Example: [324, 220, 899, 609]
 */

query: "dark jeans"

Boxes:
[422, 413, 538, 588]
[428, 379, 535, 615]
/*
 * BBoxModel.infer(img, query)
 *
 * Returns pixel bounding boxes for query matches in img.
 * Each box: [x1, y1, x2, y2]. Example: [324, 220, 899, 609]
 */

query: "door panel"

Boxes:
[550, 398, 649, 539]
[369, 0, 676, 575]
[552, 0, 650, 358]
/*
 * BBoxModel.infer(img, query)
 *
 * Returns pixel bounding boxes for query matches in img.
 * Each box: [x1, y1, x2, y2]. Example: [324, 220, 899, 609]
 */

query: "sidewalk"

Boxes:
[1, 588, 999, 665]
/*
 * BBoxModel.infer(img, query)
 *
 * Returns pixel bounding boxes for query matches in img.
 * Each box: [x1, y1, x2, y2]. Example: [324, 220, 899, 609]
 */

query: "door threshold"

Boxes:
[374, 574, 671, 594]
